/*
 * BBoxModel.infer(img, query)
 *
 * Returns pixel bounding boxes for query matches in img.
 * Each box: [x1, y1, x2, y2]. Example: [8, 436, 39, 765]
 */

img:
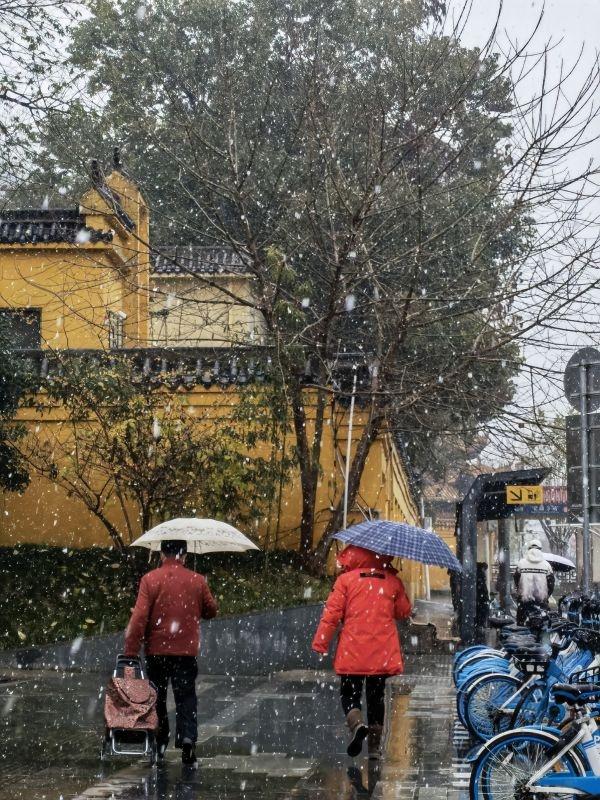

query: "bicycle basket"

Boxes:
[569, 665, 600, 685]
[514, 656, 549, 675]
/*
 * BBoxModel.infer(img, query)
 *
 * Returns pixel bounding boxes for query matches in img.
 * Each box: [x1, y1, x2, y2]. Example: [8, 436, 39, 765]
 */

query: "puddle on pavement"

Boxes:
[385, 694, 414, 768]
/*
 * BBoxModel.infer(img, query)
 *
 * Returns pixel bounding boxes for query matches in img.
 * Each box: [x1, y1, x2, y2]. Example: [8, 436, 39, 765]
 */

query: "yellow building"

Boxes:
[150, 247, 266, 347]
[0, 162, 426, 598]
[0, 161, 149, 349]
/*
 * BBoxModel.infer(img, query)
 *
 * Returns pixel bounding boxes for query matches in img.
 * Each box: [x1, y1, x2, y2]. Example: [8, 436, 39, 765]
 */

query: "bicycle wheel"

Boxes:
[470, 728, 585, 800]
[464, 673, 522, 741]
[510, 680, 547, 728]
[457, 660, 510, 718]
[454, 650, 505, 685]
[457, 666, 510, 728]
[453, 647, 498, 684]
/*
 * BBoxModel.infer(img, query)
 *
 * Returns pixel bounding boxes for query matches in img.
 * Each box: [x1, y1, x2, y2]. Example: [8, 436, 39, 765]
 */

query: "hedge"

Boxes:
[0, 545, 332, 650]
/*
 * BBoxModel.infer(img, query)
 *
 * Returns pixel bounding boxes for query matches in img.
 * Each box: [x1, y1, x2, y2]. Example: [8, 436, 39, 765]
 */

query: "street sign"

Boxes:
[511, 487, 568, 516]
[512, 503, 568, 516]
[564, 347, 600, 412]
[506, 485, 543, 504]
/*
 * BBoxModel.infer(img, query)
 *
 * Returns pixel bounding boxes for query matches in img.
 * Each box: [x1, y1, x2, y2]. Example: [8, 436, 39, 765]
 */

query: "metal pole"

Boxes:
[343, 370, 358, 530]
[420, 496, 431, 600]
[498, 518, 512, 611]
[459, 490, 478, 643]
[580, 363, 591, 593]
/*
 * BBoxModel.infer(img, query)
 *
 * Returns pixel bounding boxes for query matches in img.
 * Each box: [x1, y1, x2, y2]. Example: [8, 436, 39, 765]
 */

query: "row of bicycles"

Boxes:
[454, 596, 600, 798]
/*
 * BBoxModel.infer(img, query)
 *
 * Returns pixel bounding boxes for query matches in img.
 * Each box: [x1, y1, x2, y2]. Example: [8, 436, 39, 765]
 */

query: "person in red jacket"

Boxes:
[312, 545, 411, 758]
[124, 539, 218, 766]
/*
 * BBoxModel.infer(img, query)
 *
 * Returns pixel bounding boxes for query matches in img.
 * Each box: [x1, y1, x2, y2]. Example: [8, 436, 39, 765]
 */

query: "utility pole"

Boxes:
[564, 347, 600, 593]
[580, 362, 591, 592]
[342, 368, 357, 530]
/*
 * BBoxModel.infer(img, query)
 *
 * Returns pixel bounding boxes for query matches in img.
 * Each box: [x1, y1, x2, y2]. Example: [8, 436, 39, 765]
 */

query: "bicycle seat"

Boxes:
[514, 645, 550, 658]
[552, 683, 600, 705]
[504, 638, 537, 652]
[489, 617, 514, 629]
[501, 625, 532, 636]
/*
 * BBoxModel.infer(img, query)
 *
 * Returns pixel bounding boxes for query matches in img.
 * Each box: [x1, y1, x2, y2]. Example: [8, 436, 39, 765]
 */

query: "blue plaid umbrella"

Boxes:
[334, 520, 462, 572]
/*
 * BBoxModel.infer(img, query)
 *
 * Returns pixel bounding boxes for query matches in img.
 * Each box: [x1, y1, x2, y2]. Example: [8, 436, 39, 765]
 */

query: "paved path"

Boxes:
[0, 668, 369, 800]
[0, 655, 467, 799]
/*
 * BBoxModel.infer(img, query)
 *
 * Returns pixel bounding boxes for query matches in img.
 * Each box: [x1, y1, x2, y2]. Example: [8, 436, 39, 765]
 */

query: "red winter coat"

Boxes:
[124, 558, 218, 657]
[312, 545, 412, 675]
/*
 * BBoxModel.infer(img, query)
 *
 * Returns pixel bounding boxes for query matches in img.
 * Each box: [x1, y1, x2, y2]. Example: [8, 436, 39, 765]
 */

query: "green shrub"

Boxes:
[0, 545, 332, 649]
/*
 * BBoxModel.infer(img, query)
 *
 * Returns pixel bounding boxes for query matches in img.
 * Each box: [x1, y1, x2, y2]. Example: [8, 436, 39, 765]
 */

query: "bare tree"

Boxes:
[17, 356, 288, 550]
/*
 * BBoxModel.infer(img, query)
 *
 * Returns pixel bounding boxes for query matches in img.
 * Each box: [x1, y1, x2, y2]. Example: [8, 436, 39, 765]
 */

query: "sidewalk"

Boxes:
[376, 655, 470, 800]
[0, 651, 466, 799]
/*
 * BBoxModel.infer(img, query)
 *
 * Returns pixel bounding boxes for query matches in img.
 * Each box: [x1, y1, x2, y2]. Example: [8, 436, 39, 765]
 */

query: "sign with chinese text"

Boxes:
[506, 485, 543, 505]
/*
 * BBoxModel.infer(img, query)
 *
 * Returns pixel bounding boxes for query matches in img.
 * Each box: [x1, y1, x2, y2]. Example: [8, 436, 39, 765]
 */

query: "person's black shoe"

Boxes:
[181, 738, 197, 767]
[347, 766, 369, 795]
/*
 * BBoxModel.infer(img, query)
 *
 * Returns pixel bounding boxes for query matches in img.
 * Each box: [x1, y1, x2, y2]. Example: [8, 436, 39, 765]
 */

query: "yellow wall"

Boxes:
[0, 387, 423, 597]
[428, 517, 455, 591]
[0, 170, 424, 599]
[150, 275, 266, 347]
[0, 171, 150, 349]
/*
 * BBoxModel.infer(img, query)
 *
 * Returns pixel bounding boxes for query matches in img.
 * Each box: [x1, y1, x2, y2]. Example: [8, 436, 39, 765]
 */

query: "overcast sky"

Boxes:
[454, 1, 600, 437]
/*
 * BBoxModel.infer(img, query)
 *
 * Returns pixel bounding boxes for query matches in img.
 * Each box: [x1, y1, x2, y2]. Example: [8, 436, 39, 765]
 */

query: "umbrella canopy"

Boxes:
[542, 552, 576, 572]
[131, 518, 260, 555]
[333, 520, 462, 572]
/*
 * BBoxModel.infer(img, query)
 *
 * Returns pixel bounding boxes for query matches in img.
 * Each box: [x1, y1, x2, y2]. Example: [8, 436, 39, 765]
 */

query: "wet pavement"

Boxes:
[375, 657, 470, 800]
[0, 656, 465, 800]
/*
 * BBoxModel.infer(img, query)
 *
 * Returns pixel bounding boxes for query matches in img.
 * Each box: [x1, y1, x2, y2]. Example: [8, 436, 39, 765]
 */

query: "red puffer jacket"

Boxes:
[312, 545, 412, 675]
[124, 558, 218, 657]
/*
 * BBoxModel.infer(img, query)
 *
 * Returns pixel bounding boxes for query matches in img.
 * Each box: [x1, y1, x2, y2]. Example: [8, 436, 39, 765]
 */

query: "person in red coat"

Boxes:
[312, 545, 412, 758]
[124, 539, 218, 766]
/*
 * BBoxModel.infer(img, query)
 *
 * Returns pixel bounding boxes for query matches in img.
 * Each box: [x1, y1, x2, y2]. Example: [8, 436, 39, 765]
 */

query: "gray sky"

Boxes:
[454, 1, 600, 446]
[462, 0, 600, 51]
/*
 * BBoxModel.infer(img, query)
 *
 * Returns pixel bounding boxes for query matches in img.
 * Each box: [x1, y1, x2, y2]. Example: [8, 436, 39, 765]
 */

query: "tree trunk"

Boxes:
[91, 509, 127, 553]
[310, 411, 383, 571]
[299, 479, 317, 560]
[290, 381, 328, 565]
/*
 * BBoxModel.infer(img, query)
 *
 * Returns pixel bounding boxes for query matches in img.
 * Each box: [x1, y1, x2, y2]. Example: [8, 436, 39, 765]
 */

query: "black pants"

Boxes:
[146, 655, 198, 747]
[340, 675, 387, 726]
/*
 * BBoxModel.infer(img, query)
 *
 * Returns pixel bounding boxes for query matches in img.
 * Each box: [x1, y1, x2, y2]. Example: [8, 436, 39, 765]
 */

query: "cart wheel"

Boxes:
[149, 738, 158, 768]
[100, 732, 110, 762]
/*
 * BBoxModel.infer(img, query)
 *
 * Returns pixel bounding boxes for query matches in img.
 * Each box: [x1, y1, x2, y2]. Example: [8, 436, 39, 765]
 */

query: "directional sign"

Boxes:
[506, 485, 543, 505]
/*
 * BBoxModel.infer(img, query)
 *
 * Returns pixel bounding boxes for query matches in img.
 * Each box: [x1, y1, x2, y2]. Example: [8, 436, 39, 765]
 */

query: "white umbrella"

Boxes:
[542, 552, 576, 572]
[131, 518, 260, 555]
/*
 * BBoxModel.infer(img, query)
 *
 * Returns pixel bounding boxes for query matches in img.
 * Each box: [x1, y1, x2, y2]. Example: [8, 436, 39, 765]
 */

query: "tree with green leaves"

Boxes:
[19, 357, 289, 550]
[0, 0, 78, 200]
[17, 0, 600, 568]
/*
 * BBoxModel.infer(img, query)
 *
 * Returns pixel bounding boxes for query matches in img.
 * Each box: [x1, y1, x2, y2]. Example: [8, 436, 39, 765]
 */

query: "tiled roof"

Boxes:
[152, 246, 250, 275]
[0, 210, 113, 245]
[15, 347, 271, 390]
[423, 481, 461, 503]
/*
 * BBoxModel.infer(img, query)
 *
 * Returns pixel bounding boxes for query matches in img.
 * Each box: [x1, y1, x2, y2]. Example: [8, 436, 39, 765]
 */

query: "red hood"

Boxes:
[336, 544, 397, 574]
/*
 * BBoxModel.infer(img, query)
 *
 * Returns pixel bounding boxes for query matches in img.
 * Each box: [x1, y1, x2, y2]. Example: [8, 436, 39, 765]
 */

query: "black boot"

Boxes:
[181, 738, 197, 767]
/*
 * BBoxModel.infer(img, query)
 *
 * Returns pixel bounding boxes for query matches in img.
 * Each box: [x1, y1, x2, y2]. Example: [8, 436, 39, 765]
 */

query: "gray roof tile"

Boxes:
[152, 246, 250, 275]
[0, 210, 113, 245]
